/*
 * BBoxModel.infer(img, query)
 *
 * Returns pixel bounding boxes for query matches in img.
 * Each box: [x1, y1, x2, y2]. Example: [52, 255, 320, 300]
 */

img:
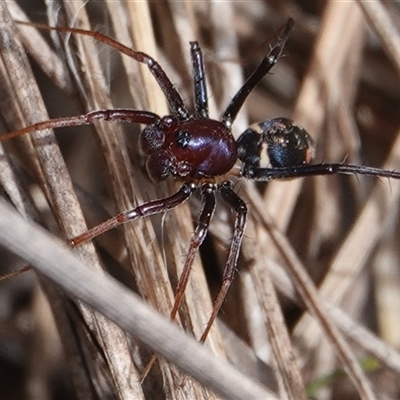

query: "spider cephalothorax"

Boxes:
[140, 116, 237, 181]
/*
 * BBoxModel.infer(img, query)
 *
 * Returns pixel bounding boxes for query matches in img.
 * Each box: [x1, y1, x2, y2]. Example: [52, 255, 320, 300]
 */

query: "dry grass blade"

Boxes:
[0, 198, 276, 400]
[0, 2, 143, 399]
[250, 251, 306, 400]
[357, 0, 400, 76]
[244, 183, 377, 400]
[7, 1, 71, 94]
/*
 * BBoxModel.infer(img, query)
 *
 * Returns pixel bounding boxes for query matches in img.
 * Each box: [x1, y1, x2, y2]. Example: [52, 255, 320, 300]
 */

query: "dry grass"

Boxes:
[1, 1, 400, 399]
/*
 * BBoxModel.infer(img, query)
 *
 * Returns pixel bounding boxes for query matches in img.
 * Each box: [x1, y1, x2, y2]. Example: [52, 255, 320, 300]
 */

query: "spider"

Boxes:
[2, 18, 400, 351]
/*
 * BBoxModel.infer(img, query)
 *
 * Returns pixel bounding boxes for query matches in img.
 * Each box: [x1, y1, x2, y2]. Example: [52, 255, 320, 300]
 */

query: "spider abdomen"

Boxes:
[237, 117, 315, 175]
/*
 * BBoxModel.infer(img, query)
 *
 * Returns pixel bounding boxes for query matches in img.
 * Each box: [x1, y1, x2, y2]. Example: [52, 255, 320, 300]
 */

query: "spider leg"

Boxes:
[200, 181, 247, 343]
[17, 21, 190, 120]
[0, 109, 159, 141]
[190, 42, 209, 119]
[68, 182, 197, 246]
[140, 183, 216, 381]
[245, 163, 400, 181]
[222, 18, 294, 126]
[170, 183, 216, 322]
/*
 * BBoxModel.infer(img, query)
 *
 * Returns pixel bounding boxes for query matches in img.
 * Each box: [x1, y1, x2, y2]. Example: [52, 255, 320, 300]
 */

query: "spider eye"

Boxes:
[175, 130, 191, 148]
[237, 118, 315, 172]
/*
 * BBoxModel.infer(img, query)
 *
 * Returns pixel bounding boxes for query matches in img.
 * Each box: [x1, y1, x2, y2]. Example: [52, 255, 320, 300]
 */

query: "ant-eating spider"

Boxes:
[2, 17, 400, 373]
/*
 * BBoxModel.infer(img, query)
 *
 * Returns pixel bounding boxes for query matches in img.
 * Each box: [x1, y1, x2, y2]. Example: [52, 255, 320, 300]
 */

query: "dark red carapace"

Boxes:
[140, 117, 237, 181]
